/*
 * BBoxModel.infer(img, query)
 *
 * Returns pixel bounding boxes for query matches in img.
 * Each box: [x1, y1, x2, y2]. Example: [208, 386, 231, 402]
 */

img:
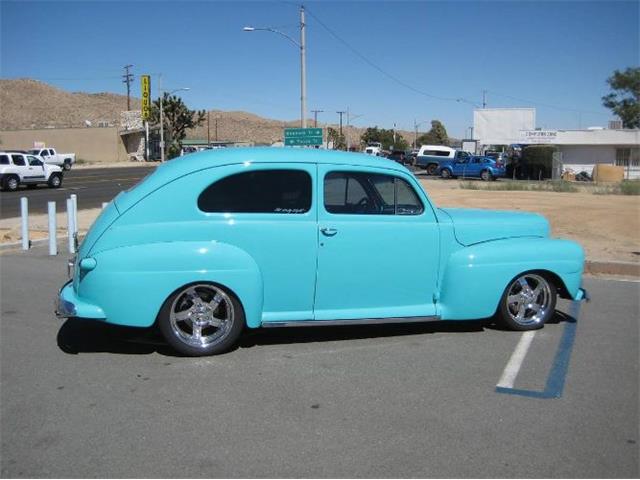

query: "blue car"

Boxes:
[438, 155, 506, 181]
[56, 148, 586, 356]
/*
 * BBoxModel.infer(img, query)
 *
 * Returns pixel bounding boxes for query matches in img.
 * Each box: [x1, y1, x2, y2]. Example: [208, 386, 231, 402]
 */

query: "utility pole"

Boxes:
[336, 111, 346, 136]
[482, 90, 487, 109]
[300, 5, 307, 128]
[122, 65, 134, 110]
[311, 109, 323, 127]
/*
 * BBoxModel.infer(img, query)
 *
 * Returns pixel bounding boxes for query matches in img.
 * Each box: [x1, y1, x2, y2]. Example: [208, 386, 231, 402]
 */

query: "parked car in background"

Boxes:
[438, 155, 506, 181]
[386, 149, 412, 165]
[56, 148, 587, 356]
[415, 145, 472, 175]
[364, 144, 383, 156]
[27, 147, 76, 170]
[0, 151, 64, 191]
[484, 151, 506, 163]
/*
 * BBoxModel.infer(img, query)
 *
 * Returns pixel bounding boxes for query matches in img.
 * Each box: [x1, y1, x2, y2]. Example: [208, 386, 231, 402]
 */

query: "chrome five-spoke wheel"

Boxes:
[159, 283, 244, 356]
[498, 273, 557, 330]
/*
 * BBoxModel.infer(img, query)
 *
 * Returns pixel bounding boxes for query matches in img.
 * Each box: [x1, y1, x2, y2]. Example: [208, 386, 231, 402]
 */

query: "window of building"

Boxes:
[324, 171, 423, 215]
[616, 148, 640, 167]
[198, 169, 312, 214]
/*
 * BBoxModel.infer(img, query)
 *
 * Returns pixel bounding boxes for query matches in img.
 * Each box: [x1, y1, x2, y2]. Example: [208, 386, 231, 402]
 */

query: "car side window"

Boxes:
[324, 172, 423, 215]
[11, 155, 26, 166]
[49, 149, 55, 155]
[198, 169, 312, 214]
[28, 156, 43, 166]
[0, 155, 9, 165]
[41, 150, 49, 157]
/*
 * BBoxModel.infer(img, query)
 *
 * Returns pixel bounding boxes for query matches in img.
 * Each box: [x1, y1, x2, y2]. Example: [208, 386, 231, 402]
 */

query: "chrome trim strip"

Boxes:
[262, 316, 440, 328]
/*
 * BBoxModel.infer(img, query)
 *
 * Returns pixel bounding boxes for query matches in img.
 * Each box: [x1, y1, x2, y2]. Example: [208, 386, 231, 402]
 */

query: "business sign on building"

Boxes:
[520, 130, 558, 144]
[284, 128, 323, 146]
[141, 75, 151, 121]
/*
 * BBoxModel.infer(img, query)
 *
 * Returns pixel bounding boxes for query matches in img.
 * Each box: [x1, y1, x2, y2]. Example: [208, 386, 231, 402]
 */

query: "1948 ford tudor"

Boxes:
[56, 148, 587, 356]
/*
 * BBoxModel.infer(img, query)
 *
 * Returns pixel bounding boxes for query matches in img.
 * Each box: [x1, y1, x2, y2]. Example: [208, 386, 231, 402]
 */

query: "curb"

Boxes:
[585, 260, 640, 278]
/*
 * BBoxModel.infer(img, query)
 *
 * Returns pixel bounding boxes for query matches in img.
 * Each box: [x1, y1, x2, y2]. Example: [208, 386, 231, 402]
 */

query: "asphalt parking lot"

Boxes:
[1, 249, 638, 478]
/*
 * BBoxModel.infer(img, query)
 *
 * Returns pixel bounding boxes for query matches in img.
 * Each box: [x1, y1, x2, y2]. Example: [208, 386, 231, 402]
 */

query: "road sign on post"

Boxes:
[141, 75, 151, 120]
[284, 127, 323, 146]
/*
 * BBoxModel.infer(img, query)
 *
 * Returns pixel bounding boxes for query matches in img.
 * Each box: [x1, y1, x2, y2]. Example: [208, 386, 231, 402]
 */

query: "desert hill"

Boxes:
[0, 78, 423, 146]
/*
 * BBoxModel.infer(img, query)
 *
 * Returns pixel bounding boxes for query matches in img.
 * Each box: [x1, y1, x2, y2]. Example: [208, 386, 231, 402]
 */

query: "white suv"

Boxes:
[0, 151, 64, 191]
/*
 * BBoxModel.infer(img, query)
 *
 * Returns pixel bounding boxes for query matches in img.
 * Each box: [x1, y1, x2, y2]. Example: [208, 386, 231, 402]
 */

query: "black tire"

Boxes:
[441, 168, 452, 179]
[63, 160, 72, 171]
[426, 164, 438, 176]
[158, 283, 245, 356]
[481, 169, 492, 181]
[2, 175, 19, 192]
[496, 273, 557, 331]
[48, 173, 62, 188]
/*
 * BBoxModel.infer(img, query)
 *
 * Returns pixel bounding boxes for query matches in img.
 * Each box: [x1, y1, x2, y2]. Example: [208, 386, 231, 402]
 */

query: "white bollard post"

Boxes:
[20, 197, 29, 250]
[67, 198, 75, 254]
[48, 201, 57, 256]
[70, 194, 78, 234]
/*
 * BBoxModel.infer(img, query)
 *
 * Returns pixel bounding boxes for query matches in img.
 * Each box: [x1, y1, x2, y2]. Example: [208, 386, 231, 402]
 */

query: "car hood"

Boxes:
[438, 208, 550, 246]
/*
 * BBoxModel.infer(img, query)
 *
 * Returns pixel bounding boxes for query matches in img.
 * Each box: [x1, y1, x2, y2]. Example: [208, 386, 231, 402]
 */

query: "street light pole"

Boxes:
[244, 4, 307, 129]
[159, 85, 190, 163]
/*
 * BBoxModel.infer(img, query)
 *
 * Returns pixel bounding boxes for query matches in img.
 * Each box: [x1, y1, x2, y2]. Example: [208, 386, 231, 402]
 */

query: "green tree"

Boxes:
[327, 127, 346, 150]
[602, 67, 640, 128]
[360, 126, 408, 150]
[416, 120, 449, 146]
[150, 93, 206, 158]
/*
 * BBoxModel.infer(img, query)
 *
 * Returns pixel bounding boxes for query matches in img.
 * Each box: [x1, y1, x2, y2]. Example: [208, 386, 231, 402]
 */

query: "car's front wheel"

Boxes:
[481, 169, 492, 181]
[497, 273, 556, 330]
[426, 164, 438, 175]
[158, 283, 244, 356]
[63, 160, 72, 171]
[440, 168, 452, 179]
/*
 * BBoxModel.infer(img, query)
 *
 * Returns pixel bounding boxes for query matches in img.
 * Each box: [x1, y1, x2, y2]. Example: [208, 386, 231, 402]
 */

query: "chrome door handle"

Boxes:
[320, 227, 338, 237]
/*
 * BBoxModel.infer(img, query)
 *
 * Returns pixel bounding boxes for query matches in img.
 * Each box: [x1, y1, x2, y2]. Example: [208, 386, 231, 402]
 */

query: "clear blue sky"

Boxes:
[1, 0, 638, 138]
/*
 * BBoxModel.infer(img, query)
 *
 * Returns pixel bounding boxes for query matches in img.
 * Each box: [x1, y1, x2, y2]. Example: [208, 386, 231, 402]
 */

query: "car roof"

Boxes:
[156, 147, 408, 178]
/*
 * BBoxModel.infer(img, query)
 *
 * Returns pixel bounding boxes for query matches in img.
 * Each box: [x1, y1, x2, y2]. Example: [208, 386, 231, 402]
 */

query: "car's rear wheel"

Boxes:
[441, 168, 452, 179]
[497, 273, 556, 330]
[481, 169, 492, 181]
[158, 283, 244, 356]
[48, 173, 62, 188]
[426, 164, 438, 175]
[2, 175, 19, 191]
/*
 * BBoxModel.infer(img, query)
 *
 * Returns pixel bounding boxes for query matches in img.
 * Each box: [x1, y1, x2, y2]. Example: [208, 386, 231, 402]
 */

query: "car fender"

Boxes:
[78, 241, 264, 328]
[438, 237, 584, 320]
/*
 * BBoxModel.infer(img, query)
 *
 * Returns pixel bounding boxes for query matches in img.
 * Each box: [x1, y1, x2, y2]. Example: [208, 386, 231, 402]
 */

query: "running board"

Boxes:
[262, 316, 440, 328]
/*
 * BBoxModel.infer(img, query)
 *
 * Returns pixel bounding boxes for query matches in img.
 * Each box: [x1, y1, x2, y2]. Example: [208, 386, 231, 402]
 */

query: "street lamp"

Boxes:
[160, 87, 190, 162]
[243, 5, 307, 128]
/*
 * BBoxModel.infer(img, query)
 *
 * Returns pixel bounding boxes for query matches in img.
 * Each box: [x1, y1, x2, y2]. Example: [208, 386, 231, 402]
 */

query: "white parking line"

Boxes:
[496, 330, 536, 388]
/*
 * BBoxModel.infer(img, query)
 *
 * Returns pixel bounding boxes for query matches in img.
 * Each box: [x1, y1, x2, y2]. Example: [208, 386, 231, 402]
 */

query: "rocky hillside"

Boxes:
[0, 79, 420, 146]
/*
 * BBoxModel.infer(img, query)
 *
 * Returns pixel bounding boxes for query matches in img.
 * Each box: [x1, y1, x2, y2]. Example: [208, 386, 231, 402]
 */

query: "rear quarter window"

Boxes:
[198, 169, 312, 214]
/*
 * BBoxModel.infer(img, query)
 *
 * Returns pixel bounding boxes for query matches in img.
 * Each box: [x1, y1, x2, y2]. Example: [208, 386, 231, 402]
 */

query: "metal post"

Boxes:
[70, 194, 78, 235]
[20, 197, 29, 250]
[300, 5, 307, 128]
[414, 119, 417, 149]
[48, 201, 57, 256]
[144, 120, 149, 161]
[66, 198, 75, 254]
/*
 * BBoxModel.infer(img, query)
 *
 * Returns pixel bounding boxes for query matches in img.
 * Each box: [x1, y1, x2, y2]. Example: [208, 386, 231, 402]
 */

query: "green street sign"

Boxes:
[284, 128, 323, 146]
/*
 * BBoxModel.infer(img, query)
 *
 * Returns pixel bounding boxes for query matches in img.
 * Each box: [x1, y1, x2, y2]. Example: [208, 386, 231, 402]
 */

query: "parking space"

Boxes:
[1, 249, 638, 477]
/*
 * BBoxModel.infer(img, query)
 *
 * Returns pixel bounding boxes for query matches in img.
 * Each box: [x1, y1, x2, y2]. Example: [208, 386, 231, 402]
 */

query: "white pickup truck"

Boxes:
[28, 147, 76, 170]
[0, 151, 64, 191]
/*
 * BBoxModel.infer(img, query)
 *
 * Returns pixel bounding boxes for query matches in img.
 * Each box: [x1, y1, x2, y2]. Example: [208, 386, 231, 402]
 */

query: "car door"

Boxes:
[10, 154, 29, 180]
[26, 156, 46, 181]
[314, 165, 440, 320]
[466, 157, 482, 177]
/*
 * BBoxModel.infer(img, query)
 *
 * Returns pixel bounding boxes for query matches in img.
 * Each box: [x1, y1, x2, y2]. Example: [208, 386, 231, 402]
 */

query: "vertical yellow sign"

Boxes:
[141, 75, 151, 120]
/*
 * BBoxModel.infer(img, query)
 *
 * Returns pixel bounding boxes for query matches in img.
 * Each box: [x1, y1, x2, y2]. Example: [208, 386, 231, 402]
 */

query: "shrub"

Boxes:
[620, 180, 640, 195]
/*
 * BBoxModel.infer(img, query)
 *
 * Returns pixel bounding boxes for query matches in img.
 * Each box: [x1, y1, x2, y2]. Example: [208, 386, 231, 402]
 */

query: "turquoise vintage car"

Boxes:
[56, 148, 587, 356]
